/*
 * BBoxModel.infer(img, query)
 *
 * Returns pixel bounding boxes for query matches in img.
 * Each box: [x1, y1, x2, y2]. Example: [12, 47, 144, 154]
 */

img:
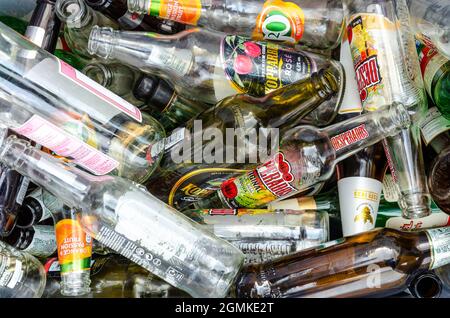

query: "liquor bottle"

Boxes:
[343, 0, 431, 219]
[0, 22, 165, 184]
[235, 226, 450, 298]
[52, 205, 93, 296]
[0, 240, 46, 298]
[25, 0, 61, 52]
[0, 133, 244, 298]
[408, 0, 450, 59]
[407, 270, 443, 298]
[85, 0, 185, 34]
[16, 188, 58, 228]
[192, 103, 410, 210]
[55, 0, 119, 58]
[42, 255, 190, 298]
[145, 65, 342, 209]
[3, 224, 57, 258]
[185, 209, 328, 264]
[416, 39, 450, 120]
[87, 26, 344, 106]
[334, 30, 387, 236]
[133, 75, 209, 132]
[127, 0, 344, 50]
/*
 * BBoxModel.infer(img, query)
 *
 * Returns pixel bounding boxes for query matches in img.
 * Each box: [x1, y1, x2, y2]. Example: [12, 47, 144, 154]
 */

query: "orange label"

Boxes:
[55, 219, 92, 271]
[148, 0, 202, 25]
[253, 0, 305, 44]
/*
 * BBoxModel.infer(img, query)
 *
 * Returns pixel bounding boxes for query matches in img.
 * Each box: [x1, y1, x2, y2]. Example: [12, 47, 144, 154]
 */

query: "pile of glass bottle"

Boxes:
[0, 0, 449, 299]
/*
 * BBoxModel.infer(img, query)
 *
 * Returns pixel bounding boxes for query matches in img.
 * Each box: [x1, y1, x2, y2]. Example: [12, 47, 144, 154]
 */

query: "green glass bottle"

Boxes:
[0, 15, 28, 34]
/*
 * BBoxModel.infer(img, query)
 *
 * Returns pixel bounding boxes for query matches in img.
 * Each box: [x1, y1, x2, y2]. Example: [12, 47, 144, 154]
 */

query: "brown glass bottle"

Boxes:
[85, 0, 185, 34]
[235, 227, 450, 298]
[428, 132, 450, 215]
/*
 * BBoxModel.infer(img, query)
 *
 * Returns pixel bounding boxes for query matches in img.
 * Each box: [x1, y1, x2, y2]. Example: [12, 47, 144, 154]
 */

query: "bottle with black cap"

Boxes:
[3, 224, 57, 258]
[85, 0, 185, 34]
[133, 75, 208, 132]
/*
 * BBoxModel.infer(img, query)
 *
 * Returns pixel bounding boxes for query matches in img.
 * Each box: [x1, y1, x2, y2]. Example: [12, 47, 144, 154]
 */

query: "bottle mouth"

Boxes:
[409, 273, 442, 298]
[55, 0, 87, 27]
[82, 63, 112, 87]
[87, 25, 114, 59]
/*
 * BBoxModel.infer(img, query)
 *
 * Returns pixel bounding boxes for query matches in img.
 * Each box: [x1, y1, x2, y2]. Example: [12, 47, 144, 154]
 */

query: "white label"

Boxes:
[27, 188, 53, 222]
[25, 26, 46, 48]
[268, 197, 317, 211]
[423, 52, 449, 100]
[386, 212, 450, 231]
[164, 128, 186, 150]
[427, 227, 450, 269]
[338, 177, 382, 237]
[14, 115, 119, 175]
[25, 58, 142, 123]
[419, 107, 450, 145]
[148, 47, 192, 77]
[117, 11, 144, 29]
[0, 257, 23, 289]
[382, 174, 399, 202]
[15, 177, 30, 206]
[23, 225, 57, 258]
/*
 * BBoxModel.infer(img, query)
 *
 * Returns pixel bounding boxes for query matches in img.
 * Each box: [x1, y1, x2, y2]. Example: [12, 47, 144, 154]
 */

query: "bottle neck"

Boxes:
[56, 0, 96, 30]
[324, 103, 410, 163]
[26, 0, 61, 52]
[430, 132, 450, 153]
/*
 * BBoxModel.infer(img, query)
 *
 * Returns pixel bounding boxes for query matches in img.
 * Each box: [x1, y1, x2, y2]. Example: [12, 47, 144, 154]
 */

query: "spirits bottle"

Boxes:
[55, 0, 119, 58]
[87, 26, 344, 106]
[416, 39, 450, 120]
[133, 75, 209, 132]
[0, 133, 245, 298]
[127, 0, 344, 50]
[343, 0, 431, 219]
[85, 0, 185, 33]
[235, 226, 450, 298]
[408, 0, 450, 59]
[0, 240, 46, 298]
[0, 22, 165, 184]
[3, 224, 57, 258]
[192, 103, 410, 210]
[145, 66, 342, 209]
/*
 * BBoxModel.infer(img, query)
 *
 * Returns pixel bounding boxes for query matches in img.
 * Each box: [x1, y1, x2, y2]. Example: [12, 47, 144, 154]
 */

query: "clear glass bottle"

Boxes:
[343, 0, 431, 219]
[192, 103, 410, 209]
[127, 0, 344, 50]
[0, 240, 46, 298]
[55, 0, 119, 58]
[88, 26, 344, 106]
[0, 22, 165, 184]
[0, 133, 245, 298]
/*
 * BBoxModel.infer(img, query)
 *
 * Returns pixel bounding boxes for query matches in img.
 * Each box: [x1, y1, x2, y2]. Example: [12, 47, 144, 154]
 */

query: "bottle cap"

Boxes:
[133, 75, 175, 112]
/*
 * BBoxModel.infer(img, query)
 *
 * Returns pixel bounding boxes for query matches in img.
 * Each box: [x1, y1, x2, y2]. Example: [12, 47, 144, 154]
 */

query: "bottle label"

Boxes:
[232, 240, 296, 264]
[15, 177, 30, 206]
[330, 124, 369, 151]
[220, 35, 316, 97]
[386, 213, 450, 231]
[268, 196, 317, 211]
[426, 227, 450, 269]
[252, 0, 305, 44]
[382, 174, 399, 203]
[0, 256, 23, 289]
[23, 225, 57, 258]
[25, 26, 46, 48]
[218, 153, 298, 208]
[117, 11, 144, 29]
[416, 40, 449, 102]
[147, 41, 193, 77]
[14, 115, 120, 175]
[25, 58, 142, 123]
[147, 0, 202, 25]
[419, 107, 450, 145]
[55, 219, 92, 274]
[338, 177, 382, 237]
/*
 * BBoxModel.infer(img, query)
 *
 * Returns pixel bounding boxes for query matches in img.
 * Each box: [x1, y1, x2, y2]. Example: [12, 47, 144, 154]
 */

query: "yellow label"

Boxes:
[296, 196, 317, 210]
[148, 0, 202, 25]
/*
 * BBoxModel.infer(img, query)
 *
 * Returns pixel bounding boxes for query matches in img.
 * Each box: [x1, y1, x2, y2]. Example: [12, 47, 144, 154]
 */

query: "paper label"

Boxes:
[147, 44, 193, 77]
[25, 58, 142, 123]
[427, 227, 450, 269]
[253, 0, 305, 44]
[419, 107, 450, 145]
[164, 127, 186, 150]
[386, 213, 450, 231]
[14, 115, 120, 175]
[268, 197, 317, 211]
[117, 11, 144, 29]
[0, 256, 23, 289]
[23, 225, 57, 258]
[25, 26, 46, 48]
[15, 177, 30, 206]
[330, 124, 369, 151]
[382, 174, 399, 203]
[147, 0, 202, 25]
[338, 177, 382, 237]
[27, 188, 54, 222]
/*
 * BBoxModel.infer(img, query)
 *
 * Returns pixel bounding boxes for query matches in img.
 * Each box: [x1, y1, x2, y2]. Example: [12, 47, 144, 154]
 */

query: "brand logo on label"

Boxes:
[330, 124, 369, 151]
[355, 55, 382, 102]
[181, 183, 212, 197]
[354, 204, 374, 225]
[208, 209, 238, 216]
[353, 189, 379, 202]
[257, 152, 295, 198]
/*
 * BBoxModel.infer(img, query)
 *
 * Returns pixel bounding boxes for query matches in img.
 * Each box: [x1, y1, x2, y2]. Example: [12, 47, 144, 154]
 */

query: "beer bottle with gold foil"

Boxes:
[235, 226, 450, 298]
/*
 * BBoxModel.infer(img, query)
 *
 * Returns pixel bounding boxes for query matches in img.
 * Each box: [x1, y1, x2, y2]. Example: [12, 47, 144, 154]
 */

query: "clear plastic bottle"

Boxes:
[0, 22, 165, 184]
[127, 0, 344, 50]
[0, 132, 245, 298]
[0, 240, 46, 298]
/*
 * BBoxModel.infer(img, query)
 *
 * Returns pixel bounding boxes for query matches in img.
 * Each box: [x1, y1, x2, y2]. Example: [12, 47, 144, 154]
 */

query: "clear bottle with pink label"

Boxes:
[0, 22, 165, 184]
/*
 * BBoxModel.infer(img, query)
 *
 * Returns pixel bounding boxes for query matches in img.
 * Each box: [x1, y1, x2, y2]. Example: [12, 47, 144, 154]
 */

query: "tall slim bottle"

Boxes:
[0, 132, 245, 298]
[25, 0, 61, 51]
[343, 0, 431, 219]
[0, 22, 165, 184]
[87, 26, 343, 108]
[127, 0, 344, 50]
[192, 103, 410, 210]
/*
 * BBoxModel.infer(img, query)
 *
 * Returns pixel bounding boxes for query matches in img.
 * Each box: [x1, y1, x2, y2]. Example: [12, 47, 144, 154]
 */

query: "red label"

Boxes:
[208, 209, 238, 215]
[330, 124, 369, 151]
[418, 45, 438, 76]
[355, 55, 382, 102]
[257, 153, 295, 198]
